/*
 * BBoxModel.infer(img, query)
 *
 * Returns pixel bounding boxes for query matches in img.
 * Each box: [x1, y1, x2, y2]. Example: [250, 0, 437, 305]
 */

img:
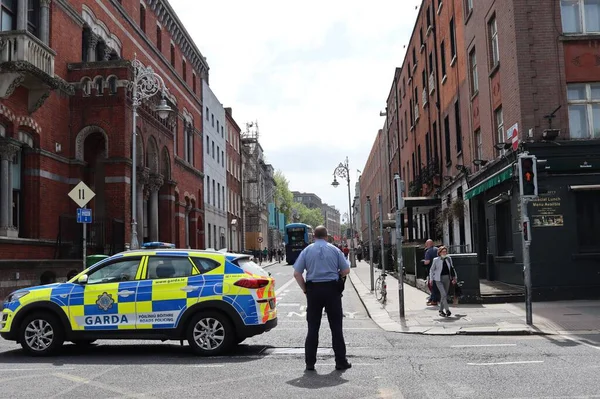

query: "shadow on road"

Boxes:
[286, 370, 349, 389]
[0, 343, 273, 365]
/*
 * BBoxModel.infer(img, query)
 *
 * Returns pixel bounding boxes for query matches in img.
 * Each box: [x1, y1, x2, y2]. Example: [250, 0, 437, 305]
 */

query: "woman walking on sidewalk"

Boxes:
[429, 246, 457, 318]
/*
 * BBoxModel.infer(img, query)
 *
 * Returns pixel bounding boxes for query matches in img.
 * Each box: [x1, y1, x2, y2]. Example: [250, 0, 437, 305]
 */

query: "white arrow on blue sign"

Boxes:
[77, 208, 92, 224]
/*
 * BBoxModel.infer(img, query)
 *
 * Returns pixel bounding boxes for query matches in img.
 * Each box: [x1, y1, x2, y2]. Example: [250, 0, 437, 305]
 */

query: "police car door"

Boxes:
[68, 257, 143, 331]
[136, 255, 199, 329]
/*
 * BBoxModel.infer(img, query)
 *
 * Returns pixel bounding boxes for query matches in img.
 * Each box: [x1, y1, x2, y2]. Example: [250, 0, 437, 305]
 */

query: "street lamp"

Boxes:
[128, 54, 172, 250]
[332, 156, 357, 268]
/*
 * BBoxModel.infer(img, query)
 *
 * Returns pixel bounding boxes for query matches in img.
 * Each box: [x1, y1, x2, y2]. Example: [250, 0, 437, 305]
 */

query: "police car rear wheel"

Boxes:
[20, 313, 64, 356]
[187, 312, 234, 356]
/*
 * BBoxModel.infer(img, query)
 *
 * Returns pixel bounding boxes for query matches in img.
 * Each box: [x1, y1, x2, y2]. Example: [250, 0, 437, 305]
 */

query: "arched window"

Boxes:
[95, 77, 104, 95]
[108, 76, 117, 94]
[81, 78, 92, 96]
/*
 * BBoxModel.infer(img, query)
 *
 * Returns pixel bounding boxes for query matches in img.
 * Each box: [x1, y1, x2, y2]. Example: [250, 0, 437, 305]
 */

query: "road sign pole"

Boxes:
[366, 196, 374, 291]
[377, 194, 385, 272]
[82, 207, 87, 270]
[394, 175, 405, 319]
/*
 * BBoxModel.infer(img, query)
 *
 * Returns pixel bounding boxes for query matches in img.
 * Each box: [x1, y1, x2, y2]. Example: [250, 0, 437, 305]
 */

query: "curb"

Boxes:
[348, 269, 550, 336]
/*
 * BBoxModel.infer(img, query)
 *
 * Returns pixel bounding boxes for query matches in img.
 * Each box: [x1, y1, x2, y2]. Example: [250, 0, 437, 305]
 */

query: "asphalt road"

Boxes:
[0, 262, 599, 398]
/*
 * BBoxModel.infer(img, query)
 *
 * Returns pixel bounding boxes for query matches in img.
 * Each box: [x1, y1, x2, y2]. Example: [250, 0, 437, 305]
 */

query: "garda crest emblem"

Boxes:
[96, 292, 114, 311]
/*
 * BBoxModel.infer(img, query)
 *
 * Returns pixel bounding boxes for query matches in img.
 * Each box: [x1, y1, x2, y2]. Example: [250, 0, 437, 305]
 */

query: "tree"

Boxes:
[291, 202, 324, 228]
[273, 170, 294, 221]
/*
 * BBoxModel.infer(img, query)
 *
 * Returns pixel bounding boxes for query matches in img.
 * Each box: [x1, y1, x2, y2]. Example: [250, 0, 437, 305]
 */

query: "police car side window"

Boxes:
[147, 257, 194, 280]
[87, 259, 141, 285]
[191, 257, 220, 274]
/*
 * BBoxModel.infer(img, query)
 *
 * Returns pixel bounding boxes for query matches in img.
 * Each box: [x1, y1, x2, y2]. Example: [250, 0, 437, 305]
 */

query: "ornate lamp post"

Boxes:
[128, 55, 172, 249]
[332, 156, 357, 268]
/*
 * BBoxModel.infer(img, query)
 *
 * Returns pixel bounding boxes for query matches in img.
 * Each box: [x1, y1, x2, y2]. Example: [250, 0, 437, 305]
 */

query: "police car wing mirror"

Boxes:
[77, 275, 89, 285]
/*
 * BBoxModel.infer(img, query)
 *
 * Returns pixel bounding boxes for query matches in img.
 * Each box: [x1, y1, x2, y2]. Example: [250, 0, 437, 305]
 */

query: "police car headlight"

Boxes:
[6, 291, 30, 303]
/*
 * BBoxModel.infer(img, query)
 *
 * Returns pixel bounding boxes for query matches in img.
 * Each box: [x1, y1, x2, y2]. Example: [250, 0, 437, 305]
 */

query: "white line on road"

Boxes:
[276, 277, 297, 295]
[451, 344, 517, 348]
[0, 367, 76, 372]
[467, 361, 543, 366]
[561, 335, 600, 351]
[192, 364, 225, 368]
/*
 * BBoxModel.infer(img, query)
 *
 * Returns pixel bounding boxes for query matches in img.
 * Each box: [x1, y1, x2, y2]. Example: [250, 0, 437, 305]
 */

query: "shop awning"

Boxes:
[464, 163, 514, 200]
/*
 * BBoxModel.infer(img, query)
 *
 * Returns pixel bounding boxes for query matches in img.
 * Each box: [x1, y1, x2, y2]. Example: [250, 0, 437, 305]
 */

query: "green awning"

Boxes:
[464, 164, 514, 200]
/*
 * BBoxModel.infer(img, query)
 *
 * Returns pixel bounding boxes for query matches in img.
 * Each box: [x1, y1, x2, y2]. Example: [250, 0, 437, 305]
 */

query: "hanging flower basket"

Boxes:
[450, 198, 465, 219]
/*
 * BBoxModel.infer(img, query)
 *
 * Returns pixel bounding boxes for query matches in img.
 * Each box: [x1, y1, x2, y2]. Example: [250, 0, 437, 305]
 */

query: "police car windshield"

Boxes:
[235, 258, 268, 277]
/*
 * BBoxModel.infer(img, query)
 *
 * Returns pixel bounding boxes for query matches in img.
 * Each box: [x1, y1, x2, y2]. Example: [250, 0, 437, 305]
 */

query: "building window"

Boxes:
[454, 100, 462, 154]
[444, 115, 451, 165]
[496, 201, 513, 255]
[27, 0, 39, 36]
[207, 176, 211, 204]
[561, 0, 600, 33]
[139, 3, 146, 33]
[212, 180, 216, 205]
[222, 150, 224, 167]
[440, 41, 447, 78]
[475, 129, 482, 164]
[576, 191, 600, 252]
[211, 114, 214, 128]
[212, 141, 215, 158]
[206, 107, 209, 120]
[465, 0, 473, 14]
[192, 72, 197, 93]
[222, 186, 225, 211]
[450, 17, 457, 61]
[156, 26, 162, 51]
[108, 76, 117, 94]
[495, 107, 505, 154]
[206, 135, 210, 154]
[217, 183, 221, 209]
[221, 126, 224, 138]
[489, 16, 499, 68]
[1, 0, 16, 31]
[567, 83, 600, 139]
[469, 48, 478, 95]
[182, 60, 187, 82]
[208, 222, 212, 247]
[186, 123, 194, 165]
[217, 146, 220, 163]
[170, 43, 175, 67]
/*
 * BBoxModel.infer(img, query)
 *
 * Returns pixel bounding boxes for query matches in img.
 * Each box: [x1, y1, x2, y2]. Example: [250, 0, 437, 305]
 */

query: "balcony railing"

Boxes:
[408, 158, 440, 197]
[0, 30, 55, 76]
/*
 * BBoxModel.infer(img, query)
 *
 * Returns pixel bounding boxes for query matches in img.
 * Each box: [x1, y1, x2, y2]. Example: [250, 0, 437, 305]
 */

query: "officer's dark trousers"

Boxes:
[305, 281, 346, 366]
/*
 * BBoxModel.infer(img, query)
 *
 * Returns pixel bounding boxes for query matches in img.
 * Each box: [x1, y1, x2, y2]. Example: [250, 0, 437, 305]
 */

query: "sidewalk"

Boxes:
[349, 260, 600, 336]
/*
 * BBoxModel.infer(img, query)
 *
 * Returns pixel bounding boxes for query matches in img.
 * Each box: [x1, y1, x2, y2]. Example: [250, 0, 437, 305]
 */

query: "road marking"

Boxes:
[0, 367, 76, 372]
[276, 277, 297, 295]
[561, 335, 600, 351]
[192, 364, 224, 368]
[317, 363, 377, 366]
[467, 361, 543, 366]
[451, 344, 517, 348]
[277, 303, 301, 307]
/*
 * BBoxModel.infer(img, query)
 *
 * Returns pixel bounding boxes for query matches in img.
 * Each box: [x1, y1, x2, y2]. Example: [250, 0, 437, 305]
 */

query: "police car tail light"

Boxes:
[234, 278, 270, 289]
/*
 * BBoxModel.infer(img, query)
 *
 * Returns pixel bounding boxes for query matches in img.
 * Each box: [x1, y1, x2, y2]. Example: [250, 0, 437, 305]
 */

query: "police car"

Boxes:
[0, 243, 277, 356]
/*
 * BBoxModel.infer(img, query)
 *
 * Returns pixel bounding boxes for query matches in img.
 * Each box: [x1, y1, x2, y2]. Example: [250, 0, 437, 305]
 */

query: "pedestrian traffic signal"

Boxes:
[519, 154, 538, 197]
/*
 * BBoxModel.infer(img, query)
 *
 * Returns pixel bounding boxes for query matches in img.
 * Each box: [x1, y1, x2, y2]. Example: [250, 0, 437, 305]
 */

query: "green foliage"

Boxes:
[291, 202, 324, 228]
[273, 170, 294, 221]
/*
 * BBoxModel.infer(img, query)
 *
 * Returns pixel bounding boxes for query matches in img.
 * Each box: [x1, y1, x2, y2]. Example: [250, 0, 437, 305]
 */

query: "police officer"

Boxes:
[293, 225, 352, 371]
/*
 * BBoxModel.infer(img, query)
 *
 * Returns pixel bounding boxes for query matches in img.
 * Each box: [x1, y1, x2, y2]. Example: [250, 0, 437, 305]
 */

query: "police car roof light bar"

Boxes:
[141, 242, 176, 249]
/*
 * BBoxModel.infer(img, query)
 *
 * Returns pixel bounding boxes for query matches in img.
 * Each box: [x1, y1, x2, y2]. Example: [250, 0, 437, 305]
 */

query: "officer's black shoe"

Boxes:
[335, 361, 352, 370]
[305, 364, 315, 371]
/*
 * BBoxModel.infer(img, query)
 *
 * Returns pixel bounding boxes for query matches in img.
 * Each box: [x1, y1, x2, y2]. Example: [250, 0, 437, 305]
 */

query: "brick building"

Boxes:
[362, 0, 600, 299]
[225, 107, 242, 252]
[0, 0, 208, 295]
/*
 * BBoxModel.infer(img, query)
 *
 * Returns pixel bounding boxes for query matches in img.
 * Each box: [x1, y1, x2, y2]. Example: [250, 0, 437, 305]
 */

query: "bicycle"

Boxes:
[375, 269, 388, 304]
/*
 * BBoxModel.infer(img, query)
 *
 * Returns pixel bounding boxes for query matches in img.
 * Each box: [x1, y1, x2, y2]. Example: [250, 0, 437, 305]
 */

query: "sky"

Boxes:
[169, 0, 419, 216]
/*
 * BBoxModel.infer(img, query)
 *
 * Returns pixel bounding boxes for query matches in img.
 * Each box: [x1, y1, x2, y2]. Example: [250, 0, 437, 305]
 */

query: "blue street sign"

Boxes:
[77, 208, 92, 224]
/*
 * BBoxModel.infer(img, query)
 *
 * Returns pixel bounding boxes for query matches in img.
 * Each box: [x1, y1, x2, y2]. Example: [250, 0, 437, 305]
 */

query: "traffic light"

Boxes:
[519, 154, 538, 197]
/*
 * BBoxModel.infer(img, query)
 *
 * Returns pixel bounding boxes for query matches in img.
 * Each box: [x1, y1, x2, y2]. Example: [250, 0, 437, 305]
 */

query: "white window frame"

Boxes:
[561, 0, 600, 34]
[489, 16, 499, 67]
[469, 49, 478, 95]
[567, 83, 600, 139]
[495, 107, 505, 155]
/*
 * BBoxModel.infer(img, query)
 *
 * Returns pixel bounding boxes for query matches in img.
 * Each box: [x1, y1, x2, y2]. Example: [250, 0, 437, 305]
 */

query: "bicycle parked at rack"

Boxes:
[375, 269, 387, 304]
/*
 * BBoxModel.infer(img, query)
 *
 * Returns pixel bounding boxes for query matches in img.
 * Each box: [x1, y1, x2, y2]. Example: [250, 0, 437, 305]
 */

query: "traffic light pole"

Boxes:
[518, 152, 537, 326]
[520, 196, 533, 325]
[394, 174, 405, 319]
[366, 196, 375, 292]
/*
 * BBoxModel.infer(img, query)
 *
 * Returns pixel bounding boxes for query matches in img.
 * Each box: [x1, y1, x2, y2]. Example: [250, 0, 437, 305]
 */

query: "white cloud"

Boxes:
[169, 0, 417, 213]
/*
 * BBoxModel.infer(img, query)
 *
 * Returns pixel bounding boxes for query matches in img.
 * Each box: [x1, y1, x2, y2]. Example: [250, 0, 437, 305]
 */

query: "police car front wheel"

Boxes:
[19, 312, 64, 356]
[187, 312, 234, 356]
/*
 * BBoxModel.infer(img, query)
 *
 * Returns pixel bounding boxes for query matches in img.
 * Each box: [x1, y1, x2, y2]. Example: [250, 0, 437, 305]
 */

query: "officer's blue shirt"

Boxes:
[293, 239, 350, 282]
